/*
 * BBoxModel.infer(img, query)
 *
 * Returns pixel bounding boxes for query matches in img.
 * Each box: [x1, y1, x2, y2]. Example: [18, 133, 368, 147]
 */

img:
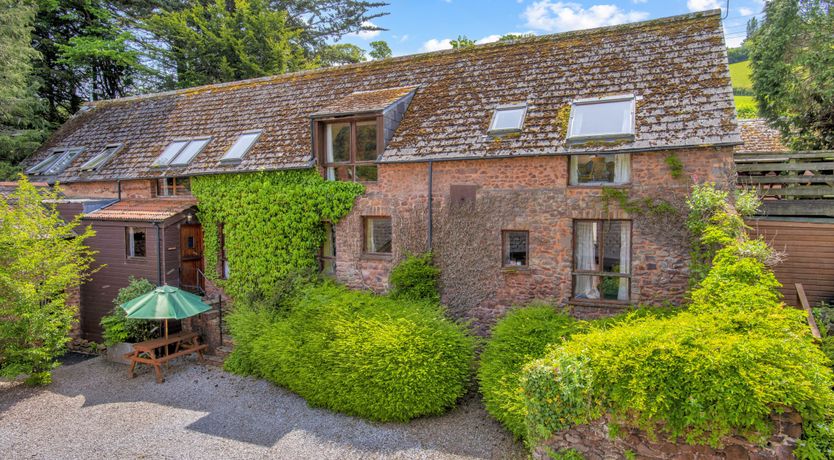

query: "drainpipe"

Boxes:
[154, 222, 163, 286]
[427, 161, 433, 251]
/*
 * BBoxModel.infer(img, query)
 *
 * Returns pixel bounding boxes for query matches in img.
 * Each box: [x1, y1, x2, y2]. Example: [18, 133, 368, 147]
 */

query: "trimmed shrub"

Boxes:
[478, 305, 580, 439]
[389, 252, 441, 303]
[225, 280, 475, 422]
[100, 277, 157, 346]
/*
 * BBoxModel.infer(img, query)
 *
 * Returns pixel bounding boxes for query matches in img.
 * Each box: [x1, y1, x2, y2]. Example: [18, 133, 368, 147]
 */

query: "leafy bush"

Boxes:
[478, 305, 580, 439]
[100, 277, 157, 346]
[225, 280, 475, 422]
[521, 184, 834, 449]
[389, 252, 441, 303]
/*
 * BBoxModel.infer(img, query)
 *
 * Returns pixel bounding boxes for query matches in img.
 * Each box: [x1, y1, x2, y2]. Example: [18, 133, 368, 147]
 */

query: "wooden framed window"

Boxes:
[502, 230, 529, 267]
[320, 222, 336, 275]
[321, 118, 381, 182]
[363, 216, 392, 255]
[157, 177, 191, 196]
[127, 227, 146, 258]
[573, 220, 631, 302]
[569, 154, 631, 185]
[217, 223, 229, 279]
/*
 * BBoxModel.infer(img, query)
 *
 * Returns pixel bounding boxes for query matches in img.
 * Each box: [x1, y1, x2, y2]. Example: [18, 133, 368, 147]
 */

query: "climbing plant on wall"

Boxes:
[191, 170, 363, 299]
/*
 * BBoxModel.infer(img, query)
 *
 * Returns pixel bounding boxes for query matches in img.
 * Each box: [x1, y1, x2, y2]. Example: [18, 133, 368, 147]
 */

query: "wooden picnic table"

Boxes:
[124, 331, 207, 383]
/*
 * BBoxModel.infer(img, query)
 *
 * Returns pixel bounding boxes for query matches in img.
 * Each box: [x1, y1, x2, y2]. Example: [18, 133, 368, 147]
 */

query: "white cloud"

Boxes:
[738, 6, 754, 16]
[421, 38, 453, 52]
[348, 21, 381, 40]
[522, 1, 649, 33]
[476, 34, 502, 44]
[632, 0, 648, 3]
[686, 0, 722, 12]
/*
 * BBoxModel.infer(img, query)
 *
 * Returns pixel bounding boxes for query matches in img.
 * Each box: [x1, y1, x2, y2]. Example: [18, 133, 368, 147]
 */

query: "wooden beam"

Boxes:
[738, 175, 834, 185]
[759, 187, 834, 197]
[795, 283, 822, 339]
[736, 161, 834, 172]
[735, 150, 834, 160]
[761, 200, 834, 217]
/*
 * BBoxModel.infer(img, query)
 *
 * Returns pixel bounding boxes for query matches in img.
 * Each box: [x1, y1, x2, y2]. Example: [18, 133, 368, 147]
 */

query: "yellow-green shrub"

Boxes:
[225, 280, 475, 422]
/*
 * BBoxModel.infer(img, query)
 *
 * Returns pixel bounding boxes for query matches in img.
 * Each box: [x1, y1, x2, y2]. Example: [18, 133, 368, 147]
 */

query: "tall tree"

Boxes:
[748, 0, 834, 149]
[317, 43, 366, 66]
[270, 0, 387, 53]
[144, 0, 314, 88]
[0, 0, 47, 178]
[0, 177, 97, 385]
[33, 0, 143, 124]
[369, 40, 391, 60]
[450, 35, 475, 49]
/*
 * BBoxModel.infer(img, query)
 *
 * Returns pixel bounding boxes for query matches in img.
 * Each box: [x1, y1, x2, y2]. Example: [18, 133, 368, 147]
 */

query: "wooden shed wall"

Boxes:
[79, 221, 161, 340]
[747, 218, 834, 306]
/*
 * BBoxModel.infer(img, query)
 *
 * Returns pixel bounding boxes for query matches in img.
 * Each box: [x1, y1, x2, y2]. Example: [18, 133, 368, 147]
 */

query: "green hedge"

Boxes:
[389, 252, 441, 303]
[225, 280, 475, 422]
[477, 306, 579, 439]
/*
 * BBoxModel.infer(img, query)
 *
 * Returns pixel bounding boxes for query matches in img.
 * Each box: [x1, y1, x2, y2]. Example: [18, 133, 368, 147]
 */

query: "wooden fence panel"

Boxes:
[747, 218, 834, 306]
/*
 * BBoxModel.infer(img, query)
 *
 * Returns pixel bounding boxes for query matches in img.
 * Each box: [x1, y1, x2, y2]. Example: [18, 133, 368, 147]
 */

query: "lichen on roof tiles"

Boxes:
[83, 198, 197, 222]
[736, 118, 787, 153]
[27, 10, 739, 183]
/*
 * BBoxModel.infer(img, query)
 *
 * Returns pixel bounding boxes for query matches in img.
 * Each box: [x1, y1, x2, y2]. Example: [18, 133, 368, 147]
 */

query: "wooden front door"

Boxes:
[180, 224, 204, 293]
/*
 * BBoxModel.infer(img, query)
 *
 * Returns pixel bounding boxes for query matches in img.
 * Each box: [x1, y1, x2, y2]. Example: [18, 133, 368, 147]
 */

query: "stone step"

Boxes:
[202, 354, 225, 367]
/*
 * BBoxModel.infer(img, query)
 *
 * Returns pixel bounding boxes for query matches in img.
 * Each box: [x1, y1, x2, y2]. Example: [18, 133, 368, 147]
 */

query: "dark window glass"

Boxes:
[327, 123, 351, 163]
[569, 154, 630, 185]
[503, 231, 529, 267]
[355, 165, 378, 182]
[157, 177, 191, 196]
[356, 121, 378, 161]
[364, 217, 392, 254]
[573, 220, 631, 301]
[128, 227, 146, 258]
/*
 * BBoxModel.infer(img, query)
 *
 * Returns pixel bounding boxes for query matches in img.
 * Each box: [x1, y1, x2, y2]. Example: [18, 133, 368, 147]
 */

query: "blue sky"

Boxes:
[338, 0, 763, 56]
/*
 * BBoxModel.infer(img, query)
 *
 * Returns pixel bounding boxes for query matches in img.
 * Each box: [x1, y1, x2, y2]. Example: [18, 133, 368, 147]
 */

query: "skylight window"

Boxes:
[26, 147, 84, 175]
[80, 144, 122, 171]
[488, 104, 527, 134]
[221, 131, 261, 163]
[153, 138, 211, 167]
[567, 95, 635, 141]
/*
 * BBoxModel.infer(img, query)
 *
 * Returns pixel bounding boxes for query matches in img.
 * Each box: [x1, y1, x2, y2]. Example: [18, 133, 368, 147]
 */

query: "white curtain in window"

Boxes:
[618, 222, 631, 301]
[569, 156, 579, 185]
[614, 154, 630, 184]
[325, 126, 335, 181]
[575, 221, 598, 299]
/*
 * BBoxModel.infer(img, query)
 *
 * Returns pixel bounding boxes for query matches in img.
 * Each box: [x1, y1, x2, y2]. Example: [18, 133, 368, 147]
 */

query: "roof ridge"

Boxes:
[87, 9, 721, 107]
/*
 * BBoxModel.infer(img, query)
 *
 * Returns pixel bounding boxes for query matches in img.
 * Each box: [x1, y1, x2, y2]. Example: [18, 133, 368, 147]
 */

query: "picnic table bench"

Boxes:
[125, 331, 207, 383]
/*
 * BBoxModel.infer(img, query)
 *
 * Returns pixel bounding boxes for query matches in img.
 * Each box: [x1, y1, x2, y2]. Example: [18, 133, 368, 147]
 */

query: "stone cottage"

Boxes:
[24, 10, 740, 339]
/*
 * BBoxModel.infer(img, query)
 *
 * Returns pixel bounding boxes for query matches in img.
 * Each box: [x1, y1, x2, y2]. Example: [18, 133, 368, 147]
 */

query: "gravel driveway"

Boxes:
[0, 356, 524, 459]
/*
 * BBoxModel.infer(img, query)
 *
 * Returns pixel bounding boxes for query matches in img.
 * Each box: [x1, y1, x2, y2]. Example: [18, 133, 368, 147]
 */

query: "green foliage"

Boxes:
[685, 184, 760, 289]
[734, 96, 758, 119]
[478, 305, 580, 440]
[224, 280, 475, 422]
[191, 170, 363, 300]
[0, 176, 97, 384]
[389, 252, 441, 303]
[600, 187, 677, 217]
[727, 46, 749, 64]
[543, 447, 585, 460]
[665, 153, 684, 179]
[144, 0, 313, 88]
[317, 43, 366, 66]
[796, 418, 834, 460]
[450, 35, 475, 49]
[100, 277, 158, 346]
[748, 0, 834, 149]
[369, 40, 392, 60]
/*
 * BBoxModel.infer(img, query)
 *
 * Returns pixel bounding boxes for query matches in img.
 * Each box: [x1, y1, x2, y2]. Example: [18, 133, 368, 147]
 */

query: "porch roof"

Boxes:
[83, 198, 197, 223]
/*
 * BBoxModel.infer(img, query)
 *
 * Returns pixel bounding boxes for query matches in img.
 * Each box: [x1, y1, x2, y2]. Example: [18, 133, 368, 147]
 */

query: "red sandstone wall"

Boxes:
[61, 179, 154, 199]
[335, 148, 734, 327]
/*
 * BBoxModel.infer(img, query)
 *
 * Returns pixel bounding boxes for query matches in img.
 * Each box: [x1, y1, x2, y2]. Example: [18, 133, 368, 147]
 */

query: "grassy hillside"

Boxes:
[729, 60, 757, 118]
[729, 61, 752, 90]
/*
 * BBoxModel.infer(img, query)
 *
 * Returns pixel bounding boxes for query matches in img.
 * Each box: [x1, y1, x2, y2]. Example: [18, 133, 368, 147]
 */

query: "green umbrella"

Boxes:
[120, 285, 211, 341]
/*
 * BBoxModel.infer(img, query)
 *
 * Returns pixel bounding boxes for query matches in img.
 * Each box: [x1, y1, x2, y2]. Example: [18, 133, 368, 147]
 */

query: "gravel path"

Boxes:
[0, 356, 525, 459]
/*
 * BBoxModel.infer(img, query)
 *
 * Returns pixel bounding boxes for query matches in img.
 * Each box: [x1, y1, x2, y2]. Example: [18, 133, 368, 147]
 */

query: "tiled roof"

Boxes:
[0, 181, 49, 198]
[28, 10, 739, 183]
[312, 86, 418, 117]
[83, 198, 196, 222]
[736, 118, 787, 153]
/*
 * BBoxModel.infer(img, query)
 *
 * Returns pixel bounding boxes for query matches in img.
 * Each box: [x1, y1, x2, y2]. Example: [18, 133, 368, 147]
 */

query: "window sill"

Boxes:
[501, 266, 531, 273]
[126, 257, 147, 264]
[569, 298, 630, 307]
[567, 183, 631, 190]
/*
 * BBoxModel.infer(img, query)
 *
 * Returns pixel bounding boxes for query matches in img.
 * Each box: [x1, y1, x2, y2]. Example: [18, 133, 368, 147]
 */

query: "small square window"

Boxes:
[568, 96, 635, 141]
[364, 217, 392, 255]
[221, 131, 261, 163]
[502, 230, 529, 267]
[569, 154, 631, 185]
[127, 227, 146, 258]
[489, 105, 527, 134]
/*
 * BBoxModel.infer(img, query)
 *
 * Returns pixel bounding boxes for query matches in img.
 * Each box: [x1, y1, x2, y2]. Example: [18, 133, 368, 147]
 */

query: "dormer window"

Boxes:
[221, 131, 261, 163]
[153, 138, 211, 167]
[488, 104, 527, 134]
[321, 118, 380, 182]
[26, 147, 84, 175]
[567, 95, 635, 142]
